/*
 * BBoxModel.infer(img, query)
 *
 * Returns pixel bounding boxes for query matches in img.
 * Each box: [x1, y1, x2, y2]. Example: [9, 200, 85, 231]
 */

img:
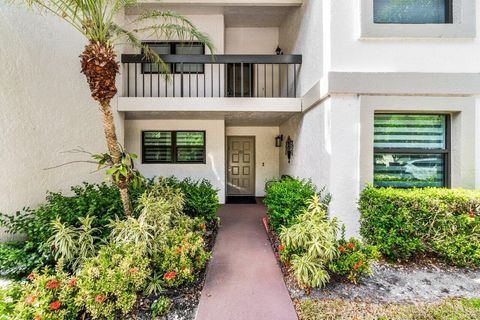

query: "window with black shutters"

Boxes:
[373, 114, 450, 188]
[142, 131, 205, 164]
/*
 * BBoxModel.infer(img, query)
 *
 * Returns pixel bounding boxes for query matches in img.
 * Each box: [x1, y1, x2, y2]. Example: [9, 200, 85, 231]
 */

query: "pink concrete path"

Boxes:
[196, 204, 298, 320]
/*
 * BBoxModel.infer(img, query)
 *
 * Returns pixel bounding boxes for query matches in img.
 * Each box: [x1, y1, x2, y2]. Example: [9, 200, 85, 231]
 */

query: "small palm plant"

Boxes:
[7, 0, 214, 215]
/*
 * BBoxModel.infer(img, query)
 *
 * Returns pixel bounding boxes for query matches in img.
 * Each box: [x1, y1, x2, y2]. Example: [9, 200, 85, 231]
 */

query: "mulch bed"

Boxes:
[127, 221, 219, 320]
[262, 217, 480, 305]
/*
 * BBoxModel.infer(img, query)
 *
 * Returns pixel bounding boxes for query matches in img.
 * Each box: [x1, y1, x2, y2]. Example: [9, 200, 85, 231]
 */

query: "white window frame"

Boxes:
[360, 0, 476, 38]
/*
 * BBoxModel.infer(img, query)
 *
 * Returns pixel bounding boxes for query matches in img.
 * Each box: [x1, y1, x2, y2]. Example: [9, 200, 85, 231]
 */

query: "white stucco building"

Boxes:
[1, 0, 480, 236]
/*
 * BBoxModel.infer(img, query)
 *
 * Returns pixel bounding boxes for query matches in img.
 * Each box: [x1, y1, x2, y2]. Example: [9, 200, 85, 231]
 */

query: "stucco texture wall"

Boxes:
[226, 126, 280, 196]
[0, 5, 111, 231]
[124, 119, 226, 202]
[330, 0, 480, 72]
[279, 96, 362, 237]
[279, 0, 324, 96]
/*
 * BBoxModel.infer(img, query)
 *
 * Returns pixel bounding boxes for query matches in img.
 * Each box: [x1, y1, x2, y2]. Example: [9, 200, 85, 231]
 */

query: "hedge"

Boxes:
[359, 186, 480, 266]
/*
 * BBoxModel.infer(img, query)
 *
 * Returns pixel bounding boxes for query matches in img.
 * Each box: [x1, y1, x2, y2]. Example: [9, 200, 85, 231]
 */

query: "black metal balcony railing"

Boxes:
[121, 54, 302, 98]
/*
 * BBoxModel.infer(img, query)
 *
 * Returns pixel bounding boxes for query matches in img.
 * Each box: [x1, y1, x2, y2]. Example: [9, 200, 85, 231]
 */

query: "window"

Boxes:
[142, 42, 205, 74]
[374, 0, 452, 24]
[373, 114, 450, 188]
[142, 131, 206, 164]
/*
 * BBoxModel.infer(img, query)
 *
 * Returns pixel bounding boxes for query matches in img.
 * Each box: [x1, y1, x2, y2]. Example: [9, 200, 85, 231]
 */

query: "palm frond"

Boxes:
[131, 10, 215, 54]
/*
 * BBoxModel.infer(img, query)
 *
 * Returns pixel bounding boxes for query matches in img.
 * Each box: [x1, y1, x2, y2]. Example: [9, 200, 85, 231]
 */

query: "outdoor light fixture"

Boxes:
[285, 136, 294, 163]
[275, 46, 283, 55]
[275, 135, 284, 147]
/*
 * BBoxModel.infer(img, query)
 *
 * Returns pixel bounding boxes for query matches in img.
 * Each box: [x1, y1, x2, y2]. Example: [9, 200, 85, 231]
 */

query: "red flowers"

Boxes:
[338, 246, 346, 253]
[49, 300, 61, 311]
[34, 316, 42, 320]
[469, 211, 476, 219]
[199, 223, 206, 231]
[353, 261, 364, 270]
[164, 271, 176, 280]
[129, 267, 138, 274]
[46, 279, 60, 290]
[346, 243, 355, 249]
[25, 295, 36, 305]
[279, 244, 285, 252]
[27, 272, 35, 281]
[67, 278, 77, 288]
[95, 295, 107, 303]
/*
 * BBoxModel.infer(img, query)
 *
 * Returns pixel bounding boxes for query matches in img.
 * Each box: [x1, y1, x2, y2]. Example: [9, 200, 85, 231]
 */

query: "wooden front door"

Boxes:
[227, 136, 255, 196]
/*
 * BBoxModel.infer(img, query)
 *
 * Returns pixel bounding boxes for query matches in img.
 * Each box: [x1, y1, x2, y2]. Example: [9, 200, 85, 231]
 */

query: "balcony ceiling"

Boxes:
[127, 2, 301, 27]
[124, 111, 295, 126]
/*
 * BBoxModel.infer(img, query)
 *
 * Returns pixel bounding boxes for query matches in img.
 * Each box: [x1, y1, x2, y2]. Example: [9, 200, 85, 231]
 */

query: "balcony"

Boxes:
[118, 54, 303, 114]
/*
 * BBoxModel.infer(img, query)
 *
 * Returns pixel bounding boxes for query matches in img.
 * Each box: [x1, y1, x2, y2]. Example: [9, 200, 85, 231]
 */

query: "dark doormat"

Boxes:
[226, 196, 257, 204]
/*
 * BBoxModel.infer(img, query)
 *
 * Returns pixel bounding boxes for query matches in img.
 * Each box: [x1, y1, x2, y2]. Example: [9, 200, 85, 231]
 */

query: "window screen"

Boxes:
[142, 131, 205, 163]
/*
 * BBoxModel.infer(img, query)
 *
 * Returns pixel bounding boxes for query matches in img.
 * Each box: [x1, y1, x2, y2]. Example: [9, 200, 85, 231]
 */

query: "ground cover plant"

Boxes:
[296, 298, 480, 320]
[359, 186, 480, 266]
[0, 176, 219, 319]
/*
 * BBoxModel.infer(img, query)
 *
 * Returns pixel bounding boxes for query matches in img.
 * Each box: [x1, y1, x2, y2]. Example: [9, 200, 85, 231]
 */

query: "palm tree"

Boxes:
[7, 0, 214, 216]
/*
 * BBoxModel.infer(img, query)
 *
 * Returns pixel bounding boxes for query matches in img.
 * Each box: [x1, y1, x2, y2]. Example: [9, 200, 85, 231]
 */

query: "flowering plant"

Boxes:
[328, 237, 379, 283]
[152, 224, 210, 288]
[75, 243, 150, 319]
[14, 265, 80, 320]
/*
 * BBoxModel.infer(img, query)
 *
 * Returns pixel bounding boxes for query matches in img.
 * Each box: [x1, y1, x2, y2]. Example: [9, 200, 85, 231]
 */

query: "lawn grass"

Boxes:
[296, 298, 480, 320]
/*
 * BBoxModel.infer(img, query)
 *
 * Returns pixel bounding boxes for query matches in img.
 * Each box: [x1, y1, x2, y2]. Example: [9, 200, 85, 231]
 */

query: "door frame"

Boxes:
[225, 135, 256, 197]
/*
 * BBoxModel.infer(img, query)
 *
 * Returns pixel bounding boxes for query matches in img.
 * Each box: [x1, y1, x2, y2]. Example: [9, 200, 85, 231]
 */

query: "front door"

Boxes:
[227, 136, 255, 196]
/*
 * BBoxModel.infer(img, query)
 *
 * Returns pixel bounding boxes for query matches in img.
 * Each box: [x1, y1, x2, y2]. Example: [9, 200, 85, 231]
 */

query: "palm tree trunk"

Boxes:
[100, 101, 133, 216]
[81, 41, 133, 216]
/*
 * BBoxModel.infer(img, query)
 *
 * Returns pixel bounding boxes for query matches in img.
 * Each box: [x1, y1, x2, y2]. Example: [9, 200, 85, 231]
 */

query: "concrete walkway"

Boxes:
[196, 204, 298, 320]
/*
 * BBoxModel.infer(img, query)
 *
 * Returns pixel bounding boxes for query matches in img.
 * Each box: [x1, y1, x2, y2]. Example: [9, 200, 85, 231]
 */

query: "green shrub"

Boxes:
[14, 265, 80, 320]
[0, 282, 23, 320]
[151, 296, 172, 318]
[152, 219, 210, 288]
[76, 243, 150, 319]
[265, 177, 325, 232]
[0, 183, 128, 278]
[359, 186, 480, 266]
[0, 242, 32, 279]
[279, 195, 338, 288]
[163, 177, 219, 222]
[328, 236, 379, 283]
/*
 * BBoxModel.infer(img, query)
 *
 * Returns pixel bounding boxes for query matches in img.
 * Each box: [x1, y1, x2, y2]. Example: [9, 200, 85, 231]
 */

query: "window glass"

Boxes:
[176, 132, 205, 162]
[175, 43, 204, 73]
[374, 114, 446, 149]
[374, 154, 445, 187]
[142, 131, 205, 163]
[143, 131, 172, 163]
[373, 114, 448, 188]
[143, 43, 171, 73]
[374, 0, 450, 24]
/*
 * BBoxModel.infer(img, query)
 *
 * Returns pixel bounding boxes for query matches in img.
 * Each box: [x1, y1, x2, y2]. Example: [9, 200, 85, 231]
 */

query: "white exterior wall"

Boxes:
[279, 0, 325, 96]
[0, 5, 112, 233]
[124, 119, 226, 202]
[279, 96, 361, 236]
[226, 126, 280, 197]
[330, 0, 480, 73]
[225, 27, 279, 54]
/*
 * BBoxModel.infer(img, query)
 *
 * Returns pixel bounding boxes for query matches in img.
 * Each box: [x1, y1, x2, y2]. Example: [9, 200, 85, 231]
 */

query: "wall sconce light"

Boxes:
[275, 46, 283, 55]
[275, 135, 284, 147]
[285, 136, 294, 163]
